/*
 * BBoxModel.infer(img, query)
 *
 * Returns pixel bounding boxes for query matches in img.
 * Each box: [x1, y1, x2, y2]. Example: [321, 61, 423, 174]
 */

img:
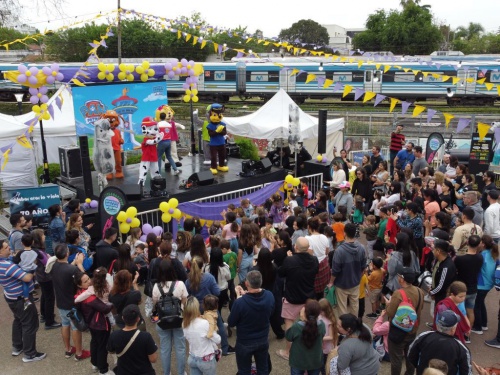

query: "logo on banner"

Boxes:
[103, 195, 122, 216]
[80, 100, 107, 125]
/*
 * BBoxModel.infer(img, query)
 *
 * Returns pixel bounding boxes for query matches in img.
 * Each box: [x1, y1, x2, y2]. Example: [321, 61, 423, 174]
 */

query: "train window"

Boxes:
[213, 71, 226, 80]
[394, 73, 415, 82]
[332, 72, 352, 82]
[250, 72, 268, 82]
[490, 71, 500, 82]
[423, 72, 444, 83]
[365, 71, 372, 82]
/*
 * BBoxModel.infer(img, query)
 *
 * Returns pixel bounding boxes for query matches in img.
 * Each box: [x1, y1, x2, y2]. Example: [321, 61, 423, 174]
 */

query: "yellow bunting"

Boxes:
[192, 36, 198, 45]
[200, 40, 207, 49]
[476, 78, 486, 85]
[432, 73, 440, 79]
[485, 83, 494, 91]
[273, 63, 284, 68]
[16, 135, 31, 148]
[422, 72, 429, 78]
[363, 91, 376, 103]
[393, 65, 402, 70]
[442, 75, 451, 82]
[300, 49, 307, 55]
[332, 56, 340, 61]
[213, 42, 218, 53]
[466, 77, 474, 83]
[478, 122, 490, 141]
[389, 98, 400, 113]
[71, 78, 85, 86]
[177, 30, 181, 39]
[357, 60, 363, 68]
[497, 85, 500, 96]
[263, 41, 270, 46]
[411, 70, 420, 76]
[443, 113, 454, 128]
[257, 39, 263, 44]
[376, 64, 381, 70]
[2, 149, 10, 171]
[323, 79, 333, 89]
[452, 77, 461, 85]
[340, 57, 347, 62]
[384, 65, 391, 73]
[246, 38, 252, 43]
[403, 68, 410, 73]
[305, 74, 316, 84]
[412, 105, 426, 117]
[290, 68, 300, 77]
[342, 85, 353, 98]
[348, 58, 355, 63]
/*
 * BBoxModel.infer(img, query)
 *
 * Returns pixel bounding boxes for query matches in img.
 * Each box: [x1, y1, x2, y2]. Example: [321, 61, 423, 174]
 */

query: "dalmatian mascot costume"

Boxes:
[155, 105, 185, 169]
[92, 118, 115, 189]
[138, 116, 164, 185]
[207, 103, 228, 175]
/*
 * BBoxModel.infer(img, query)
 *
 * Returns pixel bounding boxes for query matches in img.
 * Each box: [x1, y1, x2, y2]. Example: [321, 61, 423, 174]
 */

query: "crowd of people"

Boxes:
[1, 125, 500, 375]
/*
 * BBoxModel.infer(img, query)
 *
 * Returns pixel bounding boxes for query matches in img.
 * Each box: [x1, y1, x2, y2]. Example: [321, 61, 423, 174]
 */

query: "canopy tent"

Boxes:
[223, 89, 344, 158]
[0, 85, 76, 190]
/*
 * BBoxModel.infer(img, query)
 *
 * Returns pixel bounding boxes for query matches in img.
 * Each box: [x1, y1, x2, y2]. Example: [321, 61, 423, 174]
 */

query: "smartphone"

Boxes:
[385, 293, 392, 300]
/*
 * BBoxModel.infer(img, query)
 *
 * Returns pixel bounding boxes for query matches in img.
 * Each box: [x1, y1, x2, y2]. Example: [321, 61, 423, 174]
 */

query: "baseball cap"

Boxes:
[397, 267, 416, 284]
[436, 310, 460, 328]
[339, 181, 351, 189]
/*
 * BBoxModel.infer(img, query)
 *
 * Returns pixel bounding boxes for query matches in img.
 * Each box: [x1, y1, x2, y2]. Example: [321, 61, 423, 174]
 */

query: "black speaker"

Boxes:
[188, 170, 215, 186]
[59, 145, 83, 178]
[79, 136, 93, 198]
[318, 110, 327, 154]
[242, 160, 254, 174]
[255, 157, 272, 173]
[121, 184, 142, 201]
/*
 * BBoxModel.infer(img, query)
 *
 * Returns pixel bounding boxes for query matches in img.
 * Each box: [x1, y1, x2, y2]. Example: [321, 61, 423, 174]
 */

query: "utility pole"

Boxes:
[117, 0, 122, 64]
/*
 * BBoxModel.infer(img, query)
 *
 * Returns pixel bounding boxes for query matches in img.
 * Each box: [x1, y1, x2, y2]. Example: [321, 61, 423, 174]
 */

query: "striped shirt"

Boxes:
[390, 132, 405, 152]
[0, 258, 32, 300]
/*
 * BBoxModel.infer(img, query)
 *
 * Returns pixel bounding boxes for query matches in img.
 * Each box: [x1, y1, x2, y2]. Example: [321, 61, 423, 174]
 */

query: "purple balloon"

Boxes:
[28, 76, 38, 85]
[180, 58, 188, 66]
[29, 67, 39, 75]
[90, 200, 98, 208]
[308, 191, 313, 199]
[188, 60, 195, 67]
[180, 67, 188, 75]
[51, 63, 59, 70]
[29, 87, 37, 96]
[167, 71, 175, 79]
[40, 86, 48, 94]
[18, 64, 27, 73]
[46, 76, 55, 84]
[182, 83, 189, 90]
[17, 75, 27, 83]
[152, 226, 163, 236]
[322, 156, 328, 163]
[126, 218, 132, 224]
[164, 63, 172, 71]
[30, 96, 39, 105]
[42, 66, 51, 75]
[55, 72, 64, 81]
[188, 69, 195, 76]
[140, 234, 147, 242]
[142, 223, 153, 235]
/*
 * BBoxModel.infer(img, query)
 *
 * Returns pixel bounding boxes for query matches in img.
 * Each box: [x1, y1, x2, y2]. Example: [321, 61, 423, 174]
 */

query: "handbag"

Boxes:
[67, 307, 88, 332]
[106, 259, 116, 289]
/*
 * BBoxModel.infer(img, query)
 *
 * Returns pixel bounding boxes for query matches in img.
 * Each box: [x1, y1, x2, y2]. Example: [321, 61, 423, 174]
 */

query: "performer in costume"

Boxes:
[92, 118, 115, 188]
[193, 106, 211, 165]
[155, 105, 185, 169]
[101, 110, 125, 180]
[138, 117, 164, 185]
[207, 103, 228, 175]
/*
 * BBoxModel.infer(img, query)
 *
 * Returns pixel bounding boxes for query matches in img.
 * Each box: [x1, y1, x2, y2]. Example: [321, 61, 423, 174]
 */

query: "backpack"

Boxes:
[494, 260, 500, 291]
[155, 282, 183, 330]
[391, 289, 419, 332]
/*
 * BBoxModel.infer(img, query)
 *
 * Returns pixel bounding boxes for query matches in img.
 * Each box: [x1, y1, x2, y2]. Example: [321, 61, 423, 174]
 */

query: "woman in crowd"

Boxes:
[237, 224, 257, 282]
[380, 181, 402, 208]
[146, 233, 160, 263]
[310, 191, 328, 216]
[63, 199, 83, 221]
[455, 174, 474, 210]
[440, 180, 456, 211]
[372, 160, 390, 190]
[112, 243, 138, 277]
[334, 182, 353, 215]
[334, 148, 352, 178]
[125, 227, 143, 251]
[446, 155, 459, 178]
[203, 248, 231, 314]
[109, 269, 141, 328]
[183, 296, 220, 375]
[360, 154, 373, 177]
[434, 171, 445, 194]
[352, 168, 372, 209]
[427, 178, 438, 192]
[386, 232, 420, 293]
[48, 204, 66, 254]
[423, 189, 441, 227]
[404, 163, 415, 191]
[291, 215, 308, 246]
[65, 229, 93, 272]
[392, 169, 406, 195]
[326, 161, 346, 190]
[425, 211, 452, 239]
[152, 258, 188, 375]
[66, 213, 92, 250]
[183, 234, 209, 270]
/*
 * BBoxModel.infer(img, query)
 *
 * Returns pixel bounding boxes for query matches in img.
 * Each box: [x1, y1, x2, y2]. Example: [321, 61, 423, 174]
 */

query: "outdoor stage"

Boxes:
[58, 154, 287, 211]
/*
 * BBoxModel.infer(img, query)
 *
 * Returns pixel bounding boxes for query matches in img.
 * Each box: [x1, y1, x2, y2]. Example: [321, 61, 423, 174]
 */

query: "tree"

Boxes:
[278, 19, 330, 47]
[454, 22, 484, 41]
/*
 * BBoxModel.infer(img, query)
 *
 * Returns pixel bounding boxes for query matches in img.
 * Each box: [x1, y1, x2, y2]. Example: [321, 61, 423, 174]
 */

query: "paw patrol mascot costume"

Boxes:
[101, 110, 125, 180]
[138, 116, 164, 185]
[207, 103, 228, 175]
[155, 105, 185, 169]
[92, 118, 115, 188]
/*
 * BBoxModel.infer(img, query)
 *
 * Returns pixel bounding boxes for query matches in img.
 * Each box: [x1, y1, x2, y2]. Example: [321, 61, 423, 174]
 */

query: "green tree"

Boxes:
[454, 22, 484, 41]
[278, 19, 330, 47]
[0, 26, 30, 50]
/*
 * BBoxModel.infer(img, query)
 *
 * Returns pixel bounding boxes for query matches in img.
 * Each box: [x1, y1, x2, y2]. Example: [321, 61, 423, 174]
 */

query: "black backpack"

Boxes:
[156, 282, 183, 330]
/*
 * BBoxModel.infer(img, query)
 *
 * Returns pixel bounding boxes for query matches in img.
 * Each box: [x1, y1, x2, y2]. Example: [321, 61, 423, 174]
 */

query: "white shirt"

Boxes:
[484, 202, 500, 239]
[305, 234, 329, 263]
[183, 317, 221, 357]
[203, 263, 231, 290]
[330, 169, 346, 188]
[385, 193, 400, 206]
[152, 280, 188, 305]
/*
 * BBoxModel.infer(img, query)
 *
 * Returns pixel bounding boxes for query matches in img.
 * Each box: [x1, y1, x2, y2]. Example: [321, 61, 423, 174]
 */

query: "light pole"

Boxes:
[38, 118, 50, 185]
[14, 93, 23, 115]
[190, 98, 196, 155]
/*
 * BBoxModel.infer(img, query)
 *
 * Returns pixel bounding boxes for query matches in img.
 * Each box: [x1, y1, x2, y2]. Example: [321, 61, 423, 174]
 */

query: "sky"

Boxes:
[22, 0, 500, 40]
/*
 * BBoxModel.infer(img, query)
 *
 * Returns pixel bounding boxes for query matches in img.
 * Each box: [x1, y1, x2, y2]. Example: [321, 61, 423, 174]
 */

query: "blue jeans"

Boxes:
[157, 139, 177, 172]
[155, 325, 185, 375]
[291, 368, 320, 375]
[216, 311, 229, 354]
[235, 340, 269, 375]
[238, 252, 254, 282]
[188, 353, 216, 375]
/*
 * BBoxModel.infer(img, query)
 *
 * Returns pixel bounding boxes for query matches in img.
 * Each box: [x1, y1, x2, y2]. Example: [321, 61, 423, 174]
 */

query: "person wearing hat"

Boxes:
[333, 181, 353, 216]
[393, 142, 415, 172]
[107, 304, 158, 375]
[138, 116, 164, 185]
[390, 124, 406, 174]
[429, 240, 457, 306]
[408, 310, 472, 375]
[385, 267, 425, 375]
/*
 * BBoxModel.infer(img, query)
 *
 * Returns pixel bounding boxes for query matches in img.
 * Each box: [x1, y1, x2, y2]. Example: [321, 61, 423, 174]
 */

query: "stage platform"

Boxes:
[57, 155, 288, 211]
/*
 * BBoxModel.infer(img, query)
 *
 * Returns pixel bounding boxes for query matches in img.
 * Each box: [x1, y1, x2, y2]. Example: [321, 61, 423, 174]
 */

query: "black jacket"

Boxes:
[77, 293, 113, 331]
[429, 256, 456, 304]
[351, 178, 372, 201]
[278, 252, 318, 304]
[94, 240, 118, 271]
[408, 331, 472, 375]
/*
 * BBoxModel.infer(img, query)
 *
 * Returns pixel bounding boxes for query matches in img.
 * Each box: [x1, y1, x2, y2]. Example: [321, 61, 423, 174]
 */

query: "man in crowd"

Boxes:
[49, 244, 90, 361]
[429, 239, 456, 306]
[0, 238, 45, 362]
[329, 223, 366, 316]
[483, 189, 500, 243]
[393, 142, 414, 172]
[481, 171, 498, 210]
[371, 146, 383, 173]
[94, 227, 119, 270]
[451, 207, 483, 256]
[277, 237, 318, 360]
[386, 267, 425, 375]
[228, 270, 274, 375]
[463, 191, 484, 227]
[389, 123, 406, 174]
[412, 146, 428, 176]
[8, 213, 26, 254]
[438, 154, 450, 174]
[408, 310, 472, 375]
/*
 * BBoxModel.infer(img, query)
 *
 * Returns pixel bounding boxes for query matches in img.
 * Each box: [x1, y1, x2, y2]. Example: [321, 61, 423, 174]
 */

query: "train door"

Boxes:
[364, 70, 383, 92]
[279, 69, 296, 92]
[197, 71, 205, 92]
[456, 69, 477, 95]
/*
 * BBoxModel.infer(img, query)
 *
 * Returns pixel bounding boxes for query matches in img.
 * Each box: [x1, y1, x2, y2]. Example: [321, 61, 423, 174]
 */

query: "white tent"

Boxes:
[224, 89, 344, 158]
[0, 86, 76, 190]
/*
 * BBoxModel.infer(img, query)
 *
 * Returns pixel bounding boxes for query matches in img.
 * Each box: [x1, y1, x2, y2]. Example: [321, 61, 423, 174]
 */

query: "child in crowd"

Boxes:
[318, 212, 330, 233]
[288, 193, 298, 211]
[201, 294, 220, 351]
[358, 266, 369, 319]
[206, 235, 220, 256]
[296, 188, 305, 209]
[240, 198, 254, 218]
[222, 211, 239, 252]
[13, 234, 40, 309]
[300, 177, 310, 207]
[366, 257, 385, 318]
[235, 207, 245, 226]
[362, 215, 378, 260]
[175, 231, 191, 263]
[125, 227, 143, 255]
[269, 193, 284, 228]
[370, 190, 383, 222]
[209, 221, 223, 238]
[221, 239, 237, 310]
[254, 206, 267, 228]
[319, 298, 338, 375]
[134, 243, 148, 268]
[352, 197, 364, 238]
[161, 232, 177, 259]
[372, 310, 390, 362]
[324, 226, 337, 254]
[293, 206, 303, 218]
[331, 213, 345, 245]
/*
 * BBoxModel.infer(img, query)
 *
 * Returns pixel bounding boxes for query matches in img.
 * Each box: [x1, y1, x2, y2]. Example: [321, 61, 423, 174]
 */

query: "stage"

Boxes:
[57, 154, 288, 211]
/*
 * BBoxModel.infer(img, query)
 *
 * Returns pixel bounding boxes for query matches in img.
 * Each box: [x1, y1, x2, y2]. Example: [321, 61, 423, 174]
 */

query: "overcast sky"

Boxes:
[24, 0, 499, 39]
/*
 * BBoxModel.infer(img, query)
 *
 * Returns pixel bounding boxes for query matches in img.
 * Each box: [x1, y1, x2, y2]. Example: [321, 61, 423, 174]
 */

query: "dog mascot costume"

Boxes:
[138, 116, 164, 185]
[92, 118, 115, 188]
[155, 105, 185, 169]
[101, 110, 125, 180]
[207, 103, 228, 175]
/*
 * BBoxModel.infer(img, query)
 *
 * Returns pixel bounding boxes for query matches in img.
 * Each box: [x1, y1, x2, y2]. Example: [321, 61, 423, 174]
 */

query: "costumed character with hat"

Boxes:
[207, 103, 228, 175]
[138, 117, 164, 185]
[101, 110, 125, 180]
[155, 105, 185, 170]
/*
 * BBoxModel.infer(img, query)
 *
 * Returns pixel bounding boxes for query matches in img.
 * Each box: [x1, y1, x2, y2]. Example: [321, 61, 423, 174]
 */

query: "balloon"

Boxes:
[183, 95, 190, 102]
[152, 226, 163, 236]
[117, 211, 127, 222]
[97, 72, 106, 80]
[161, 213, 171, 223]
[159, 201, 169, 212]
[164, 63, 172, 71]
[285, 175, 294, 183]
[136, 66, 144, 74]
[167, 71, 175, 79]
[98, 62, 105, 71]
[286, 183, 293, 190]
[322, 156, 328, 163]
[131, 218, 140, 228]
[148, 69, 155, 77]
[293, 178, 300, 186]
[140, 74, 148, 82]
[316, 154, 323, 162]
[168, 198, 179, 209]
[142, 223, 153, 234]
[172, 209, 182, 220]
[308, 191, 313, 199]
[119, 222, 130, 234]
[85, 198, 91, 204]
[90, 200, 98, 208]
[140, 234, 147, 242]
[192, 96, 199, 103]
[126, 206, 137, 217]
[142, 61, 150, 70]
[30, 95, 39, 105]
[126, 218, 132, 224]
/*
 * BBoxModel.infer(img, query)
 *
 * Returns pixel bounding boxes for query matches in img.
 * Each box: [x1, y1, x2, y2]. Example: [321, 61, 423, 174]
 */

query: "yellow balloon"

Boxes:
[140, 74, 148, 82]
[119, 222, 131, 234]
[126, 74, 134, 81]
[185, 89, 192, 96]
[147, 69, 155, 77]
[159, 201, 169, 212]
[285, 174, 294, 183]
[293, 177, 301, 186]
[191, 89, 198, 96]
[161, 213, 172, 223]
[126, 206, 137, 218]
[97, 72, 106, 80]
[172, 209, 182, 220]
[117, 211, 127, 222]
[168, 198, 179, 209]
[193, 63, 204, 76]
[316, 154, 323, 161]
[192, 96, 199, 103]
[131, 218, 141, 228]
[142, 61, 150, 69]
[119, 63, 126, 71]
[42, 112, 50, 120]
[118, 72, 126, 80]
[98, 62, 105, 71]
[85, 198, 91, 204]
[105, 73, 114, 81]
[106, 64, 115, 72]
[136, 66, 144, 74]
[183, 95, 190, 103]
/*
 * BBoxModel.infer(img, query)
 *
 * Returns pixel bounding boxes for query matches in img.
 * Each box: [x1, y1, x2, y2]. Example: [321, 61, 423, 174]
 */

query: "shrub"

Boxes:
[235, 137, 259, 161]
[36, 163, 61, 183]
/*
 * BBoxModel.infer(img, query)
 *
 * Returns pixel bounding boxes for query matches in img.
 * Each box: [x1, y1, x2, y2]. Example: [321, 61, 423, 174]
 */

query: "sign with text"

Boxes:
[98, 186, 129, 239]
[469, 132, 493, 191]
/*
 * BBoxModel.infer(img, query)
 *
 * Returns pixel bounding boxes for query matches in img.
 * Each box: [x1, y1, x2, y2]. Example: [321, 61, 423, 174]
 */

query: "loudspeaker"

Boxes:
[121, 184, 142, 201]
[242, 160, 254, 174]
[59, 145, 83, 179]
[79, 136, 93, 198]
[255, 157, 272, 173]
[188, 170, 215, 186]
[318, 110, 327, 154]
[302, 160, 331, 180]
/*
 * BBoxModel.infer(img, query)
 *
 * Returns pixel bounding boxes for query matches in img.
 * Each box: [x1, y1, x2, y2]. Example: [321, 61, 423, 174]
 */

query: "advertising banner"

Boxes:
[72, 81, 167, 152]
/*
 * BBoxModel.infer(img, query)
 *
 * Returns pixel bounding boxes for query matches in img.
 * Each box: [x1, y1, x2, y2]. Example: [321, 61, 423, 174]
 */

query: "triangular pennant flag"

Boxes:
[333, 82, 343, 92]
[401, 101, 412, 115]
[443, 113, 455, 128]
[354, 87, 365, 101]
[411, 70, 420, 76]
[16, 135, 32, 148]
[495, 128, 500, 145]
[452, 77, 461, 85]
[177, 30, 182, 39]
[442, 75, 451, 82]
[357, 60, 363, 68]
[412, 105, 426, 117]
[185, 33, 191, 42]
[192, 36, 199, 45]
[497, 85, 500, 96]
[290, 68, 300, 77]
[323, 79, 333, 89]
[1, 148, 10, 171]
[403, 68, 410, 73]
[376, 63, 381, 70]
[476, 78, 486, 85]
[422, 72, 429, 78]
[374, 94, 386, 106]
[456, 118, 471, 133]
[384, 65, 391, 73]
[389, 98, 400, 113]
[342, 85, 353, 98]
[427, 108, 437, 123]
[485, 82, 494, 91]
[478, 122, 491, 141]
[316, 76, 325, 87]
[305, 74, 316, 84]
[47, 103, 55, 120]
[200, 40, 207, 49]
[363, 91, 377, 103]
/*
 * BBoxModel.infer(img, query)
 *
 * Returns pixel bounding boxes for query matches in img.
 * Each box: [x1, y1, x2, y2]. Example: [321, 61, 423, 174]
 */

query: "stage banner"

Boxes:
[98, 186, 129, 239]
[72, 81, 167, 152]
[425, 132, 445, 164]
[8, 184, 60, 229]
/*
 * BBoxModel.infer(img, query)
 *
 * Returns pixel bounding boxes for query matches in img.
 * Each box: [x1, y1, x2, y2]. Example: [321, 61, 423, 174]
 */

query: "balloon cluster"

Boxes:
[41, 63, 64, 84]
[135, 61, 155, 82]
[159, 198, 182, 223]
[17, 65, 40, 86]
[140, 223, 164, 242]
[284, 174, 301, 191]
[316, 154, 328, 163]
[29, 87, 48, 105]
[117, 206, 141, 234]
[32, 104, 50, 121]
[83, 198, 98, 209]
[97, 63, 115, 81]
[164, 59, 204, 103]
[118, 63, 135, 81]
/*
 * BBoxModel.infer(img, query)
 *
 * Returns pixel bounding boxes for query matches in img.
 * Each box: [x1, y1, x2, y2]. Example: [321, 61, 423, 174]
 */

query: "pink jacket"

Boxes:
[373, 315, 390, 353]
